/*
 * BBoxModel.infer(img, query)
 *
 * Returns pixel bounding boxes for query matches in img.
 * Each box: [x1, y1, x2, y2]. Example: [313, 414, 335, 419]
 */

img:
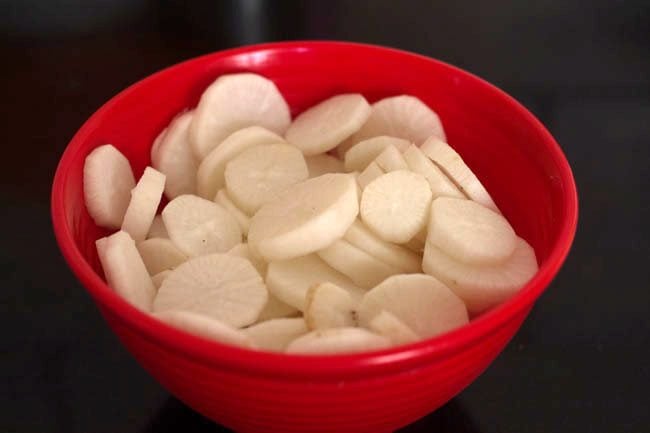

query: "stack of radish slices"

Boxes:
[85, 73, 538, 354]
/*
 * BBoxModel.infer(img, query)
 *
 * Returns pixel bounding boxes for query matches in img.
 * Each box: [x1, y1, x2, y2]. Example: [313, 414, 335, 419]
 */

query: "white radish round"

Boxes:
[367, 310, 419, 346]
[96, 231, 155, 312]
[151, 270, 171, 289]
[153, 254, 267, 328]
[429, 197, 516, 265]
[305, 153, 344, 177]
[248, 173, 359, 261]
[243, 318, 308, 352]
[147, 215, 168, 239]
[196, 126, 285, 199]
[402, 144, 465, 199]
[304, 282, 359, 330]
[356, 161, 385, 190]
[374, 144, 409, 173]
[338, 95, 446, 157]
[227, 243, 267, 277]
[162, 194, 241, 257]
[265, 254, 363, 311]
[422, 237, 539, 314]
[121, 167, 166, 242]
[344, 136, 411, 172]
[256, 294, 299, 322]
[317, 239, 400, 289]
[286, 328, 390, 355]
[225, 144, 309, 215]
[136, 238, 187, 275]
[151, 111, 198, 199]
[344, 219, 422, 273]
[285, 94, 371, 155]
[360, 170, 432, 243]
[154, 310, 253, 348]
[215, 189, 250, 235]
[189, 73, 291, 159]
[420, 137, 499, 212]
[84, 144, 135, 229]
[358, 274, 469, 339]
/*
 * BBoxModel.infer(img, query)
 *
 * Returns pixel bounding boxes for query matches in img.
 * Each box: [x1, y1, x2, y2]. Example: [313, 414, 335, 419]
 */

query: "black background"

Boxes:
[1, 1, 649, 432]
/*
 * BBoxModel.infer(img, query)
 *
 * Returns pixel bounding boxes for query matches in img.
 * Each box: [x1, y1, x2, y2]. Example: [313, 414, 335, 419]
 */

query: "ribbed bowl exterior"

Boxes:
[52, 42, 578, 432]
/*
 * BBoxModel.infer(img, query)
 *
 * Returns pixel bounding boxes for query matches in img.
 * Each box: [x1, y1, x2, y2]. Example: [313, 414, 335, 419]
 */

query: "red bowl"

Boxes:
[51, 41, 578, 433]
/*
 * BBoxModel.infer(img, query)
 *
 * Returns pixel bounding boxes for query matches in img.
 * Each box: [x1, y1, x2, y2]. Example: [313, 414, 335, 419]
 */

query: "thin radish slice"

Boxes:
[305, 154, 344, 177]
[358, 274, 468, 339]
[154, 310, 253, 348]
[286, 328, 390, 354]
[344, 136, 411, 172]
[196, 126, 285, 199]
[162, 194, 241, 257]
[304, 282, 359, 330]
[189, 73, 291, 159]
[83, 144, 135, 229]
[244, 318, 308, 352]
[153, 253, 267, 328]
[151, 110, 197, 198]
[360, 170, 432, 243]
[96, 231, 155, 311]
[285, 93, 371, 155]
[429, 197, 516, 265]
[420, 136, 499, 212]
[121, 167, 166, 242]
[402, 144, 465, 199]
[136, 238, 187, 275]
[248, 174, 358, 261]
[215, 189, 251, 235]
[225, 144, 309, 215]
[423, 237, 539, 314]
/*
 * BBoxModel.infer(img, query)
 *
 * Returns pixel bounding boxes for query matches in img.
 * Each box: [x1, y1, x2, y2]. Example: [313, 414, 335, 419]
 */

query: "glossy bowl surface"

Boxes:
[51, 41, 578, 433]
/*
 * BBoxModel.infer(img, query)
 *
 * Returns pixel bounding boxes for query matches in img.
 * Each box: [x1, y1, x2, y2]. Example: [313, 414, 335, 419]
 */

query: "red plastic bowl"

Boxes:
[51, 41, 577, 433]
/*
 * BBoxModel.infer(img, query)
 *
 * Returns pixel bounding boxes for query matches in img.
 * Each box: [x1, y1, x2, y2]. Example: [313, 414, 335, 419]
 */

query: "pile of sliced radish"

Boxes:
[85, 73, 538, 355]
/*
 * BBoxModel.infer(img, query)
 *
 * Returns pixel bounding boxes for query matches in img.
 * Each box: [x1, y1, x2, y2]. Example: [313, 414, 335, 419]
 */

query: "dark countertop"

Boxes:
[1, 1, 648, 432]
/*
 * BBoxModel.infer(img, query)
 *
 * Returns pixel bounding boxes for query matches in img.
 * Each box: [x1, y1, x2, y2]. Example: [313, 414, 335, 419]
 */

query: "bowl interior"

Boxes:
[52, 42, 577, 373]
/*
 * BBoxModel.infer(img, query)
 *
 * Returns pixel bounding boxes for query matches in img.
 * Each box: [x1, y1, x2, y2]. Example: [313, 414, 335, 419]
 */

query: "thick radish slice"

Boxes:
[358, 274, 468, 339]
[305, 282, 359, 330]
[344, 136, 410, 172]
[151, 270, 171, 289]
[305, 154, 344, 177]
[225, 144, 309, 215]
[339, 95, 446, 157]
[286, 327, 390, 354]
[374, 144, 409, 172]
[121, 167, 166, 242]
[265, 254, 363, 311]
[257, 294, 299, 321]
[356, 161, 385, 190]
[248, 173, 358, 261]
[154, 310, 253, 348]
[429, 197, 516, 265]
[189, 73, 291, 159]
[344, 219, 422, 273]
[151, 111, 198, 198]
[96, 231, 155, 311]
[403, 144, 465, 199]
[162, 194, 241, 257]
[196, 126, 285, 199]
[318, 239, 400, 289]
[360, 170, 432, 243]
[84, 144, 136, 229]
[423, 237, 538, 314]
[136, 238, 187, 275]
[420, 137, 499, 212]
[215, 189, 250, 235]
[147, 215, 168, 239]
[367, 310, 419, 346]
[227, 243, 267, 277]
[285, 93, 371, 155]
[243, 317, 308, 352]
[153, 253, 267, 327]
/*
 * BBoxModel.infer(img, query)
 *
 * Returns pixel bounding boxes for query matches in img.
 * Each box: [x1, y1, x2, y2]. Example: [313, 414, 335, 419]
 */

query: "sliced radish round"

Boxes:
[286, 328, 391, 354]
[154, 310, 253, 348]
[402, 144, 465, 199]
[344, 136, 411, 172]
[304, 282, 359, 330]
[215, 189, 251, 236]
[147, 215, 168, 239]
[121, 167, 166, 242]
[243, 317, 308, 352]
[367, 310, 419, 346]
[136, 238, 187, 275]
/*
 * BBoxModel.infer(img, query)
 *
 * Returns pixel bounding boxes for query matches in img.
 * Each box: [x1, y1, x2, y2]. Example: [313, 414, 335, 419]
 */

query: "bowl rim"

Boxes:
[51, 40, 578, 380]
